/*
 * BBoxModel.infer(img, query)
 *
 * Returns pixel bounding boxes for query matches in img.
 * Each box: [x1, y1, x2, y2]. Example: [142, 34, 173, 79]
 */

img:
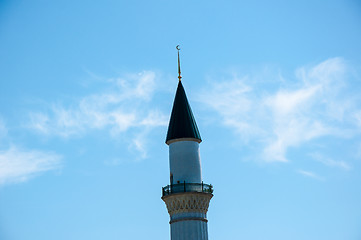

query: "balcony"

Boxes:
[162, 182, 213, 197]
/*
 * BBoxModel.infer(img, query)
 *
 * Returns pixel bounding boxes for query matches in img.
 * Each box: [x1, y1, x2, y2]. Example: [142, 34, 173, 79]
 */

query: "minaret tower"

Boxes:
[162, 46, 213, 240]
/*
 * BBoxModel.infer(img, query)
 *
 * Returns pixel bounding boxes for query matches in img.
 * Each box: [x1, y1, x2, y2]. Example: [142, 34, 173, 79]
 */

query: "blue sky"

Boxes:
[1, 1, 361, 239]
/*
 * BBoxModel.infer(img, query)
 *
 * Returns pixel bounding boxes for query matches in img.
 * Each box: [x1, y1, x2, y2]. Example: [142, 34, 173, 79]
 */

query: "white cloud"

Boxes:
[110, 71, 156, 101]
[354, 111, 361, 128]
[301, 57, 346, 87]
[0, 118, 62, 186]
[27, 71, 167, 158]
[28, 71, 167, 136]
[140, 110, 169, 127]
[130, 134, 148, 160]
[310, 152, 351, 170]
[261, 58, 349, 162]
[200, 79, 252, 117]
[200, 57, 361, 164]
[265, 86, 319, 117]
[28, 113, 51, 135]
[297, 169, 324, 181]
[198, 77, 260, 141]
[0, 146, 62, 186]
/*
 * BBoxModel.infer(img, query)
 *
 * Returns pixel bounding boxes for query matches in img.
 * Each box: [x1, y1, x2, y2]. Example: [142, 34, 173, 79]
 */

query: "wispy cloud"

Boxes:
[200, 57, 361, 164]
[27, 71, 168, 159]
[198, 77, 259, 141]
[261, 58, 350, 162]
[297, 169, 324, 181]
[0, 146, 62, 186]
[310, 152, 351, 170]
[354, 111, 361, 128]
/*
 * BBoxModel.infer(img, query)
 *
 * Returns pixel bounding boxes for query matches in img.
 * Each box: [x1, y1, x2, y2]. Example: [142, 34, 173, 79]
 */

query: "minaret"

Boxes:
[162, 46, 213, 240]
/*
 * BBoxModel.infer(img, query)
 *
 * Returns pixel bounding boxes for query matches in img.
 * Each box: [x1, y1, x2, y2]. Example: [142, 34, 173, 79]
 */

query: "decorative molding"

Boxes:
[162, 192, 213, 215]
[166, 137, 201, 145]
[170, 217, 208, 224]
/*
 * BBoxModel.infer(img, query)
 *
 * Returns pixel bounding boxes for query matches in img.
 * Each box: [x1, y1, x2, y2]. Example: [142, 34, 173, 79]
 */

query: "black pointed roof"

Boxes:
[166, 81, 202, 145]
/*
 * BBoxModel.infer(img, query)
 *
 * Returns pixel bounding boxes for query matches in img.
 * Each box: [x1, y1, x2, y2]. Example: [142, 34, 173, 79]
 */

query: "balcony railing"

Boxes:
[162, 182, 213, 197]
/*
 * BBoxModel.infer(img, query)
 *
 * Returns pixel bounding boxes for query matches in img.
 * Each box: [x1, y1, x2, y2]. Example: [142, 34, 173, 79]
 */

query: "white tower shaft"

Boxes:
[169, 141, 202, 184]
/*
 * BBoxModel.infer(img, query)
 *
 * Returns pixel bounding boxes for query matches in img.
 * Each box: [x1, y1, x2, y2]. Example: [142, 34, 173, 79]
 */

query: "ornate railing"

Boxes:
[162, 182, 213, 197]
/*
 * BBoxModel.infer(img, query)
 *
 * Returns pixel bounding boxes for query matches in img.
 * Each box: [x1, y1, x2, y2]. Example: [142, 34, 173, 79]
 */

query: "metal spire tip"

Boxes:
[176, 45, 182, 81]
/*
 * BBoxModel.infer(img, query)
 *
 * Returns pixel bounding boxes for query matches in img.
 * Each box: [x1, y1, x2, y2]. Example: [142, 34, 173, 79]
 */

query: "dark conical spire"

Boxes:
[165, 78, 202, 145]
[166, 46, 201, 144]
